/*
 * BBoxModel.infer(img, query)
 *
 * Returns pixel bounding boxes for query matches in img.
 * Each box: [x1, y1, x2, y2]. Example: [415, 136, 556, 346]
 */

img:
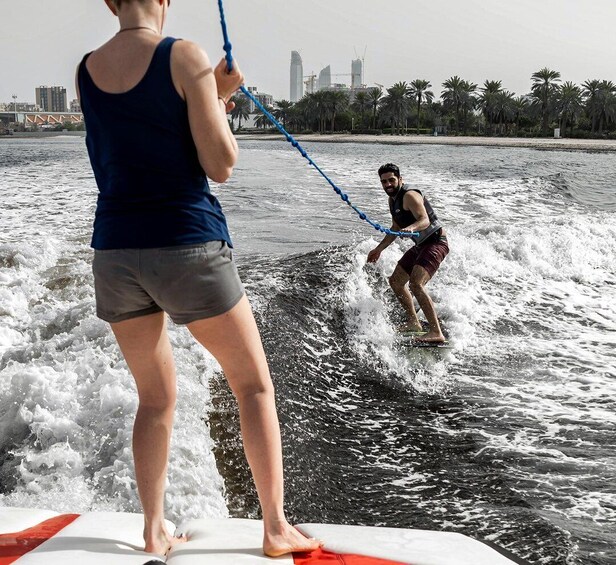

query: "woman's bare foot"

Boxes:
[263, 520, 322, 557]
[144, 530, 186, 556]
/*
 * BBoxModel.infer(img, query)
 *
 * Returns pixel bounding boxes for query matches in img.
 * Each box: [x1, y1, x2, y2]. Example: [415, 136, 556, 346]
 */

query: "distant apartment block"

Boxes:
[35, 86, 67, 112]
[242, 86, 273, 113]
[70, 99, 81, 112]
[290, 51, 303, 102]
[255, 92, 273, 110]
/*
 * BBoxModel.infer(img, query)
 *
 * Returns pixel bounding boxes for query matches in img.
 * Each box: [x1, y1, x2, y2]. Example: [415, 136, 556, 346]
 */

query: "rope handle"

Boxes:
[216, 0, 418, 239]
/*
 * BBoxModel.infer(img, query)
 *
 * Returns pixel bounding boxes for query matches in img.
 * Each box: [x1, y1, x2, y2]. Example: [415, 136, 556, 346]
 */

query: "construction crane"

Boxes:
[354, 46, 367, 86]
[303, 73, 317, 94]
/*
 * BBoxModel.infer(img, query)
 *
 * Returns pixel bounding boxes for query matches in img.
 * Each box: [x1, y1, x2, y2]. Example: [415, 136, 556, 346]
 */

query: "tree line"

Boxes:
[229, 68, 616, 138]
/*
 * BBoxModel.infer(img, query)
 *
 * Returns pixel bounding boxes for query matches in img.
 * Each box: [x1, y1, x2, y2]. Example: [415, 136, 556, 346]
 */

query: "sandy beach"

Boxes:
[237, 133, 616, 152]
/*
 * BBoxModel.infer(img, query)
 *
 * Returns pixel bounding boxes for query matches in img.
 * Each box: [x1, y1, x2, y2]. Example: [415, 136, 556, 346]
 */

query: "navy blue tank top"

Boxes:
[78, 37, 232, 250]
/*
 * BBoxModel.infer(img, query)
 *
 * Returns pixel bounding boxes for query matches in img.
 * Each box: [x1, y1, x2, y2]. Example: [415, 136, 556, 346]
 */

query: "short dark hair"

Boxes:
[378, 163, 400, 178]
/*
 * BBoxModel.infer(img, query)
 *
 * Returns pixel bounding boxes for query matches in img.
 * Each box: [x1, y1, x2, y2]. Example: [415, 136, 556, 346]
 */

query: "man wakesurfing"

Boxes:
[367, 163, 449, 343]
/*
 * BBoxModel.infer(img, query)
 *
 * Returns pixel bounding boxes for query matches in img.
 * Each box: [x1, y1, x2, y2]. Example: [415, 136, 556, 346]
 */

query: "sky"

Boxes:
[3, 0, 616, 104]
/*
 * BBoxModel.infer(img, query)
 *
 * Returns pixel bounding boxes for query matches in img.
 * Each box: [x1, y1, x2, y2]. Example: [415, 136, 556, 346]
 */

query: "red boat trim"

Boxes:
[294, 547, 408, 564]
[0, 514, 80, 565]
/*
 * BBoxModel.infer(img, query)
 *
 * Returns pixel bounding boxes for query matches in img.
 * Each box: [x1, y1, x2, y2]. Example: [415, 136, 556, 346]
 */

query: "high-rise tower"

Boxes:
[351, 59, 363, 89]
[318, 65, 331, 91]
[290, 51, 303, 102]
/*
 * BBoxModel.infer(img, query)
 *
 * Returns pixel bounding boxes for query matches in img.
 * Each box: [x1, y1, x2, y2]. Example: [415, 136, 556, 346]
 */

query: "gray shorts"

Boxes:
[92, 241, 245, 325]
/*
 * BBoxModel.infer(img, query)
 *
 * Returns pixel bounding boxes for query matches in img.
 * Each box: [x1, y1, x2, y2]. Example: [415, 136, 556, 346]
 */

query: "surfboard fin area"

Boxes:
[0, 508, 528, 564]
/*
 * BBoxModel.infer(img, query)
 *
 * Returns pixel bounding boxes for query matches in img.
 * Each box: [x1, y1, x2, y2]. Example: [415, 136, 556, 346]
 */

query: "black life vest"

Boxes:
[388, 184, 443, 245]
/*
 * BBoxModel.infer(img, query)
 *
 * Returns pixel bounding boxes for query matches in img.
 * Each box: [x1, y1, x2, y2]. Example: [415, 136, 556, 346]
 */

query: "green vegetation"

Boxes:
[243, 69, 616, 138]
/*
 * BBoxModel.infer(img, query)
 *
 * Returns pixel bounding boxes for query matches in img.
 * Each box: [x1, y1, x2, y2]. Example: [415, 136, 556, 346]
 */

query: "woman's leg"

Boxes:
[187, 295, 320, 557]
[111, 312, 185, 555]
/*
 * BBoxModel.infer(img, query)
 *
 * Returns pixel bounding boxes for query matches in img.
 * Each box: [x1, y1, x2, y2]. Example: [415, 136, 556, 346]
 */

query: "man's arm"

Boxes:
[367, 221, 400, 263]
[401, 191, 430, 234]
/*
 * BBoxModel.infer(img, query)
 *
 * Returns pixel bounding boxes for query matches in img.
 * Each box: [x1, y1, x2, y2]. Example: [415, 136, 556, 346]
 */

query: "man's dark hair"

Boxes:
[378, 163, 400, 178]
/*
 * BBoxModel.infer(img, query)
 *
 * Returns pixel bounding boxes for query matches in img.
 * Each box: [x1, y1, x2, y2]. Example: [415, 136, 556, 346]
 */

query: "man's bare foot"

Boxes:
[413, 331, 445, 344]
[144, 531, 186, 556]
[396, 322, 424, 334]
[263, 520, 322, 557]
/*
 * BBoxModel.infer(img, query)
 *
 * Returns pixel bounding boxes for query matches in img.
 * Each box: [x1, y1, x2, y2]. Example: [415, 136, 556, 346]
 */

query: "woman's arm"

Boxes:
[171, 40, 244, 183]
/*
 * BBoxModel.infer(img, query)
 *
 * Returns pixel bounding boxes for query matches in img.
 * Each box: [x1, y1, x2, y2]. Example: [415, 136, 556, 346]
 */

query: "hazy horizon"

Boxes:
[3, 0, 616, 104]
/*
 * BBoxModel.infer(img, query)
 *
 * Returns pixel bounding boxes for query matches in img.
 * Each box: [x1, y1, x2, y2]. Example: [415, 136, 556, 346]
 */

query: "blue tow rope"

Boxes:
[216, 0, 418, 239]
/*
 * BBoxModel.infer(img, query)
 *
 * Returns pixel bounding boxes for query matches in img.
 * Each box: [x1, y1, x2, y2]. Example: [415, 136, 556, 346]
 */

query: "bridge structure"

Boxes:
[0, 111, 83, 128]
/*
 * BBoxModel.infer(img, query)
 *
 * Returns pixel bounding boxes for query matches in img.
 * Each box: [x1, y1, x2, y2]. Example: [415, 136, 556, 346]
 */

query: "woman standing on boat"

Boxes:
[76, 0, 320, 558]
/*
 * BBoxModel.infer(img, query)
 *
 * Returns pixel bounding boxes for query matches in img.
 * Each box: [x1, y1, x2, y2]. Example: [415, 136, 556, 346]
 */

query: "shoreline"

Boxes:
[3, 131, 615, 153]
[0, 131, 85, 139]
[236, 132, 616, 152]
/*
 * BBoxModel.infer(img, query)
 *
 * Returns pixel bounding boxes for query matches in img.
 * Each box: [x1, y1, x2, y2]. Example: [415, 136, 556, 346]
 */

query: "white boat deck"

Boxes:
[0, 507, 527, 565]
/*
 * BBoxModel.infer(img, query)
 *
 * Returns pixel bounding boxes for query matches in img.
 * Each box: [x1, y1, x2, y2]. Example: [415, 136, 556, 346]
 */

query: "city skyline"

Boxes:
[3, 0, 616, 104]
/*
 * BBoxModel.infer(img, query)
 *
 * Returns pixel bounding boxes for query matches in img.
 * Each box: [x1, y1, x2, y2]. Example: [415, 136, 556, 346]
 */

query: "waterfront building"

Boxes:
[290, 51, 303, 102]
[255, 92, 273, 109]
[242, 86, 273, 113]
[318, 65, 331, 91]
[35, 86, 67, 112]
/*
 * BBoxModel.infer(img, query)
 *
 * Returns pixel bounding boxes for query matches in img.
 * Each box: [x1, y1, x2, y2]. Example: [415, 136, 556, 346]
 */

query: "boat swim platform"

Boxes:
[0, 507, 529, 565]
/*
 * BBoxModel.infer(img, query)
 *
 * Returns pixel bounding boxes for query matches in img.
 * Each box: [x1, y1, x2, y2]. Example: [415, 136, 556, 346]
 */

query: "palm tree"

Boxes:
[582, 80, 616, 135]
[531, 67, 561, 135]
[556, 82, 583, 136]
[409, 79, 434, 134]
[273, 100, 293, 129]
[478, 80, 503, 134]
[493, 90, 517, 134]
[306, 91, 329, 132]
[254, 110, 272, 130]
[286, 105, 303, 132]
[582, 79, 602, 134]
[441, 76, 466, 134]
[352, 91, 370, 128]
[513, 96, 529, 134]
[230, 95, 250, 131]
[293, 95, 317, 131]
[324, 90, 349, 132]
[460, 80, 478, 135]
[424, 100, 446, 133]
[381, 82, 411, 134]
[367, 86, 382, 129]
[599, 81, 616, 133]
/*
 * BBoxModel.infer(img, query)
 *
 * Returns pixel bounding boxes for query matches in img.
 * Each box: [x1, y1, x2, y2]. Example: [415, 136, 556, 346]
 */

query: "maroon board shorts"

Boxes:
[398, 232, 449, 278]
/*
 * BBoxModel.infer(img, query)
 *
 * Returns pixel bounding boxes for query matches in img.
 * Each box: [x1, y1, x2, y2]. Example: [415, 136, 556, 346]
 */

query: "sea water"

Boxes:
[0, 137, 615, 565]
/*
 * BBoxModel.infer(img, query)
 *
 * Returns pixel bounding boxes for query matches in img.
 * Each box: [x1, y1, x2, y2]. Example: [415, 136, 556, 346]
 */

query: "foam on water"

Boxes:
[342, 238, 452, 394]
[0, 236, 227, 523]
[2, 138, 615, 564]
[335, 158, 616, 560]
